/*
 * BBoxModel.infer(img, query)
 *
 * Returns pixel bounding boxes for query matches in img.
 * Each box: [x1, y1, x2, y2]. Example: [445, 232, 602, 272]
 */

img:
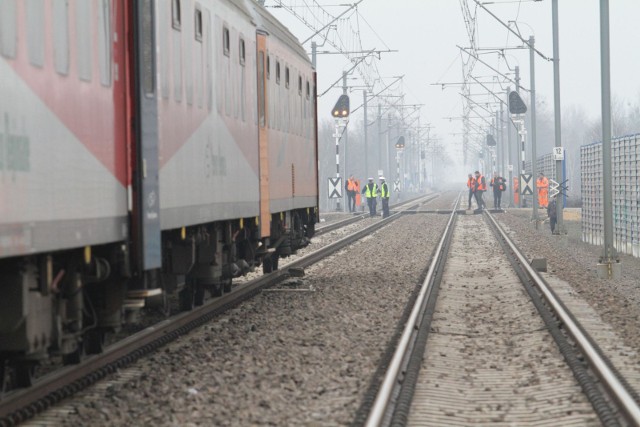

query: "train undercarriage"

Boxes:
[0, 208, 316, 393]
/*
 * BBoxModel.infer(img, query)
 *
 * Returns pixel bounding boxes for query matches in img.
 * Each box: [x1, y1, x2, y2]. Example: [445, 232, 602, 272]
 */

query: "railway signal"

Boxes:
[332, 94, 350, 118]
[508, 91, 527, 115]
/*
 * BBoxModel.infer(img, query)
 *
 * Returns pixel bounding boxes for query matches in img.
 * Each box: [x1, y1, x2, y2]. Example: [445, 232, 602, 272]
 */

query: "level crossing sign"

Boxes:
[520, 174, 533, 195]
[549, 178, 560, 198]
[394, 179, 401, 192]
[328, 177, 343, 199]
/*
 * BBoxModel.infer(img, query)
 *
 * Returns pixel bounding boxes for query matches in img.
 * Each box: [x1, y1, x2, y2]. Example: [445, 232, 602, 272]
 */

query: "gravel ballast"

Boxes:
[44, 214, 449, 426]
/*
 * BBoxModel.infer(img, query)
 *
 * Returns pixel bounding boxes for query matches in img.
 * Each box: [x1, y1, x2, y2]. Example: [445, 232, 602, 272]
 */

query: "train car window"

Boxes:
[172, 0, 181, 30]
[223, 26, 230, 57]
[159, 3, 169, 99]
[53, 0, 69, 75]
[0, 0, 17, 58]
[76, 0, 92, 81]
[140, 0, 155, 96]
[298, 75, 302, 96]
[306, 81, 310, 100]
[258, 51, 266, 128]
[239, 38, 245, 66]
[194, 6, 202, 42]
[266, 55, 270, 79]
[285, 67, 290, 89]
[98, 0, 112, 87]
[27, 0, 45, 67]
[205, 10, 212, 111]
[276, 61, 280, 85]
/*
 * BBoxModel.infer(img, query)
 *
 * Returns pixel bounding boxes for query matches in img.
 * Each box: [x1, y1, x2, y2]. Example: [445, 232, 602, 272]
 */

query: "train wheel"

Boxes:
[12, 362, 36, 389]
[84, 329, 106, 355]
[62, 342, 84, 365]
[194, 285, 206, 305]
[179, 284, 195, 311]
[223, 278, 232, 293]
[262, 253, 280, 274]
[211, 283, 223, 298]
[0, 359, 8, 395]
[262, 255, 273, 274]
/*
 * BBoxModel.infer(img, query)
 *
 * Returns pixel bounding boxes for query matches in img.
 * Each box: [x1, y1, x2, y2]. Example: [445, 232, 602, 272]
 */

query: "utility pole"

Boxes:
[342, 71, 348, 211]
[499, 102, 504, 177]
[552, 0, 565, 234]
[598, 0, 620, 279]
[515, 66, 523, 208]
[507, 86, 513, 207]
[363, 90, 368, 179]
[377, 104, 382, 176]
[529, 36, 539, 226]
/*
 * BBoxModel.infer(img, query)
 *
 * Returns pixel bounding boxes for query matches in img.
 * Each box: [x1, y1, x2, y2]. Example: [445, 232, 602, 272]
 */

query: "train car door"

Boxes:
[129, 0, 161, 273]
[256, 31, 270, 238]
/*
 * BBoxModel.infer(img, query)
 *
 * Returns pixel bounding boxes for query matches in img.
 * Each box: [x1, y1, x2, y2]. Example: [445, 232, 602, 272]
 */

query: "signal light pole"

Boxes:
[331, 93, 350, 211]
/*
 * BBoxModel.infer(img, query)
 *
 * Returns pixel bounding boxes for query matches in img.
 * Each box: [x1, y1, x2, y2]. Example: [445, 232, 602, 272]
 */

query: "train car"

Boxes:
[153, 0, 318, 309]
[0, 0, 133, 385]
[0, 0, 317, 388]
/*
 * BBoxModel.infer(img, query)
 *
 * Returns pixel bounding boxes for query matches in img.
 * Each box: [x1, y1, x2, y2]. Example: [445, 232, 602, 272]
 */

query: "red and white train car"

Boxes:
[0, 0, 317, 387]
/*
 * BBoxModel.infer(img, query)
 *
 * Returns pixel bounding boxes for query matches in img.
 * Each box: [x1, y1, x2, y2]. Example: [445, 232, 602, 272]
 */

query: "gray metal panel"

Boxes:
[0, 217, 128, 258]
[581, 134, 640, 258]
[160, 202, 259, 231]
[136, 0, 161, 270]
[270, 196, 316, 214]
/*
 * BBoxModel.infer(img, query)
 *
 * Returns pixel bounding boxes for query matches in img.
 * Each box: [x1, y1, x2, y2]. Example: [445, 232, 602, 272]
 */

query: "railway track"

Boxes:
[364, 202, 640, 426]
[0, 194, 438, 427]
[315, 193, 441, 236]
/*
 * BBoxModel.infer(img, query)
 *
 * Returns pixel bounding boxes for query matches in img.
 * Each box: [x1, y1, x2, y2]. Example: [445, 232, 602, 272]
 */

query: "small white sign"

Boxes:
[553, 147, 564, 161]
[378, 169, 384, 177]
[507, 164, 513, 172]
[521, 174, 533, 195]
[328, 177, 343, 199]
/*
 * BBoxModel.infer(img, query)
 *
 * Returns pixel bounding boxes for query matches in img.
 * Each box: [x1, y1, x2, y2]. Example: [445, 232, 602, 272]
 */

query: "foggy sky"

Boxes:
[266, 0, 640, 157]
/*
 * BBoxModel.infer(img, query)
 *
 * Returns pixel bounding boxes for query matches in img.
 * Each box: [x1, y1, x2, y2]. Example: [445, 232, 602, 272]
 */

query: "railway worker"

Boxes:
[379, 176, 390, 218]
[490, 172, 506, 209]
[346, 175, 357, 212]
[362, 177, 379, 217]
[547, 196, 558, 234]
[537, 172, 549, 208]
[466, 173, 476, 209]
[513, 177, 520, 206]
[474, 170, 486, 210]
[355, 179, 362, 211]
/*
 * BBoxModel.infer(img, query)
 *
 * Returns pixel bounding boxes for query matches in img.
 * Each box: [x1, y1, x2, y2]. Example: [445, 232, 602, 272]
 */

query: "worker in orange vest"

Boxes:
[354, 179, 362, 210]
[474, 170, 486, 210]
[513, 177, 519, 206]
[345, 175, 357, 212]
[537, 172, 549, 208]
[466, 173, 476, 210]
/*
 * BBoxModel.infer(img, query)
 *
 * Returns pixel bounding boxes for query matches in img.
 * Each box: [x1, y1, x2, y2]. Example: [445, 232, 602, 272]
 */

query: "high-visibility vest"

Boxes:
[467, 177, 475, 189]
[347, 178, 356, 191]
[365, 183, 378, 198]
[476, 175, 486, 191]
[381, 182, 389, 198]
[537, 177, 549, 189]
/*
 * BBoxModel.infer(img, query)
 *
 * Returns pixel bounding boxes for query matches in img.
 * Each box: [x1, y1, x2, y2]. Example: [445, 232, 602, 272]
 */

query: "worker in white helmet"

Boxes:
[362, 177, 379, 217]
[379, 176, 390, 218]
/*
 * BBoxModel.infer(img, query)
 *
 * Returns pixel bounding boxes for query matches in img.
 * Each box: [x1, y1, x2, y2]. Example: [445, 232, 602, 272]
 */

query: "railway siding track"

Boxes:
[0, 195, 435, 427]
[366, 207, 640, 426]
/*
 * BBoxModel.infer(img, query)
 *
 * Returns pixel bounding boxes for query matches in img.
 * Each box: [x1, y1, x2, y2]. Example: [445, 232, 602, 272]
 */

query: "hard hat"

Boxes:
[368, 177, 374, 180]
[379, 176, 385, 180]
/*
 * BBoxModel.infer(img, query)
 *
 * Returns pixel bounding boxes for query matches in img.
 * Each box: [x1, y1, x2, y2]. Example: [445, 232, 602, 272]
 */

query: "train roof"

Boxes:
[233, 0, 312, 67]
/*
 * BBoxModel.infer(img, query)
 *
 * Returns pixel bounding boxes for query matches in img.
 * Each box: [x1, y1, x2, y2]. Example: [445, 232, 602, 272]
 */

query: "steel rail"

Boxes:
[0, 194, 431, 426]
[365, 194, 461, 426]
[484, 212, 640, 425]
